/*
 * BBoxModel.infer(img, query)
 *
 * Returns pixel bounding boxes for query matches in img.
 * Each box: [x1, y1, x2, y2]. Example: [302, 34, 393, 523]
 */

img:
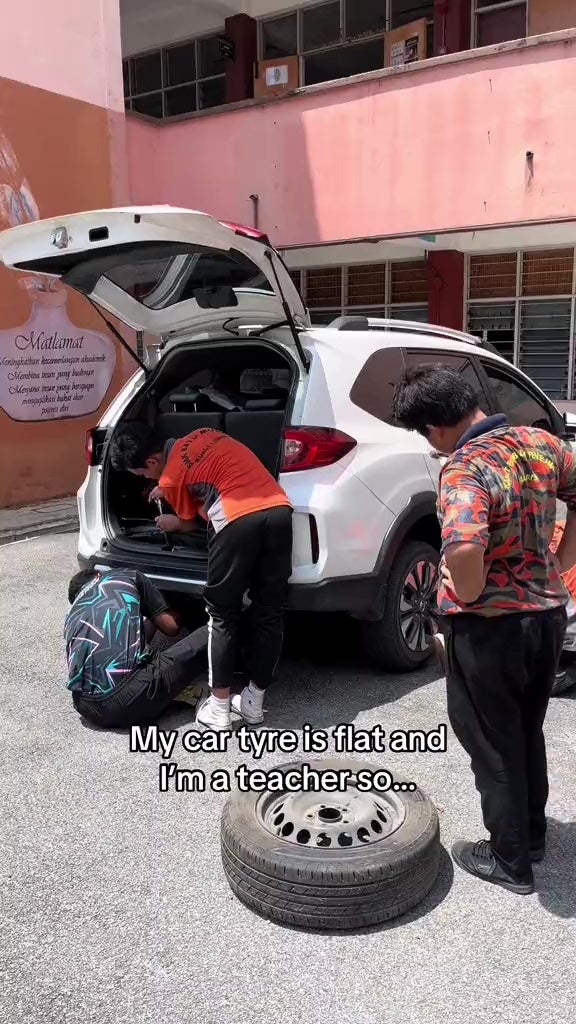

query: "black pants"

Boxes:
[72, 626, 208, 728]
[204, 506, 293, 690]
[442, 607, 566, 879]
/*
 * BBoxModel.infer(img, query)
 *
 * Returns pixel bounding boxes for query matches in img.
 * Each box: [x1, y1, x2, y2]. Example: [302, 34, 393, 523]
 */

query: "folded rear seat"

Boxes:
[155, 412, 224, 441]
[225, 410, 285, 476]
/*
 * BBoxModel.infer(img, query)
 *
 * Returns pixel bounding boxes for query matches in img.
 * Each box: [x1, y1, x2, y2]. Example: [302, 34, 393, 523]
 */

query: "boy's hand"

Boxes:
[156, 514, 182, 533]
[148, 486, 163, 502]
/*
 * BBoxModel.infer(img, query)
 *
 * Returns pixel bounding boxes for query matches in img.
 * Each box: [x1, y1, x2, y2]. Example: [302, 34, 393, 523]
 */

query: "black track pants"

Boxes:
[204, 506, 293, 690]
[442, 606, 566, 879]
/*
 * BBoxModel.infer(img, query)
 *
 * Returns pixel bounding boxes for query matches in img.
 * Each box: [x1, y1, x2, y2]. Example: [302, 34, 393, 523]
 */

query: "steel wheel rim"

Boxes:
[257, 783, 406, 849]
[399, 558, 438, 653]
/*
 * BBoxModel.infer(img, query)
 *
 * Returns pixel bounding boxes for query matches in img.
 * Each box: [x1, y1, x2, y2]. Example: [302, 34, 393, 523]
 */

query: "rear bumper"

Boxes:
[78, 547, 385, 617]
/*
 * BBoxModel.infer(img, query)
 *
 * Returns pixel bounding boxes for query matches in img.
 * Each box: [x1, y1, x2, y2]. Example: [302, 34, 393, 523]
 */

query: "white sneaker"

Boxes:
[195, 697, 231, 731]
[231, 686, 264, 725]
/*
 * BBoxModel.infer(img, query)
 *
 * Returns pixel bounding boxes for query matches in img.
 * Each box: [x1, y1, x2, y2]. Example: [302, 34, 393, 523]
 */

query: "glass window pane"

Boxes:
[199, 36, 224, 78]
[263, 14, 298, 59]
[405, 350, 490, 413]
[310, 310, 341, 325]
[481, 359, 557, 424]
[521, 249, 574, 297]
[132, 92, 164, 118]
[305, 38, 384, 85]
[132, 51, 162, 94]
[467, 302, 515, 362]
[123, 60, 131, 96]
[105, 247, 273, 310]
[476, 5, 527, 47]
[519, 299, 571, 400]
[306, 267, 342, 307]
[390, 260, 428, 303]
[302, 2, 341, 52]
[165, 42, 196, 86]
[346, 0, 387, 40]
[165, 84, 197, 117]
[469, 253, 517, 299]
[391, 1, 434, 30]
[347, 264, 386, 306]
[389, 304, 429, 322]
[198, 76, 226, 110]
[349, 346, 406, 422]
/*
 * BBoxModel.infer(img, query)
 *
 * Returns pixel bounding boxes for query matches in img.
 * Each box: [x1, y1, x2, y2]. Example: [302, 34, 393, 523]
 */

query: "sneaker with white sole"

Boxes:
[195, 697, 232, 731]
[231, 686, 264, 725]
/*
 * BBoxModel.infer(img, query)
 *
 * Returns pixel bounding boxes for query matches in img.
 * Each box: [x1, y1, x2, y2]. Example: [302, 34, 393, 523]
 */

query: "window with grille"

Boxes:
[123, 36, 227, 119]
[292, 261, 428, 325]
[259, 0, 434, 88]
[466, 249, 576, 400]
[473, 1, 527, 48]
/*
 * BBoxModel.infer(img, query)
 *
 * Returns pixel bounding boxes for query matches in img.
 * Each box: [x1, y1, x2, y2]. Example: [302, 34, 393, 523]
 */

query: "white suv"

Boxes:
[2, 206, 575, 672]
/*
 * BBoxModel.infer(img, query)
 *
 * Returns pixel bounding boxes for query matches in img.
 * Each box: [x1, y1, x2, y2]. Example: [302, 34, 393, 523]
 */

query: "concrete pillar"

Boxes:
[427, 251, 465, 331]
[433, 0, 471, 56]
[224, 13, 258, 104]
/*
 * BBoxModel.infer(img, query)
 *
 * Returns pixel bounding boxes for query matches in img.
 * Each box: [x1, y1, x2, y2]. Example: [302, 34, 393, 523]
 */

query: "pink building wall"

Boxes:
[0, 0, 124, 110]
[127, 35, 576, 248]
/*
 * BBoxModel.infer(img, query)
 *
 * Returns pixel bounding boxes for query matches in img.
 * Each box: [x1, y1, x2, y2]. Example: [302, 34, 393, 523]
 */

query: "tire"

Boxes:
[360, 540, 440, 673]
[220, 758, 441, 931]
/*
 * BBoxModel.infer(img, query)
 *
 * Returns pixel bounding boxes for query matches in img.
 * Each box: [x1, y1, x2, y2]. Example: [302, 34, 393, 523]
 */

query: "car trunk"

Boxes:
[101, 338, 296, 564]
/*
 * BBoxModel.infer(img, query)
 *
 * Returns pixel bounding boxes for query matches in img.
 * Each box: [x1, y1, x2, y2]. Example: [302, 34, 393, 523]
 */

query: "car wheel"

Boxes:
[221, 758, 440, 931]
[360, 540, 439, 673]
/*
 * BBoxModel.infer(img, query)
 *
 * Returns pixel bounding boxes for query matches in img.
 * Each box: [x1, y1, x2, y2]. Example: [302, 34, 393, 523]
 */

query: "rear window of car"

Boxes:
[349, 346, 491, 423]
[349, 347, 406, 423]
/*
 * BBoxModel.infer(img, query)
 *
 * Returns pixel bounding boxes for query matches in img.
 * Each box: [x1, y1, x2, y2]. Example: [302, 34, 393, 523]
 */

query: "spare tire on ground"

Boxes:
[221, 758, 440, 931]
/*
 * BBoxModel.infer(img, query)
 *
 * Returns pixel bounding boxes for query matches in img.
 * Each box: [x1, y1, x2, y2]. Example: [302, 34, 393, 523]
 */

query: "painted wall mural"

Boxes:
[0, 75, 131, 507]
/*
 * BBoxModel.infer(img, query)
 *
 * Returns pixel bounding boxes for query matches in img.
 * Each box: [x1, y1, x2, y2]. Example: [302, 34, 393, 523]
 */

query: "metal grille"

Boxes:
[521, 249, 574, 297]
[469, 253, 518, 299]
[390, 260, 428, 304]
[348, 264, 386, 306]
[519, 299, 571, 401]
[306, 267, 342, 307]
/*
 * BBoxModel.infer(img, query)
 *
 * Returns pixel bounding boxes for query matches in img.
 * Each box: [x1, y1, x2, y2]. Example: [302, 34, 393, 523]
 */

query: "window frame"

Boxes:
[291, 260, 429, 325]
[123, 32, 227, 119]
[465, 248, 576, 401]
[471, 0, 528, 49]
[476, 356, 565, 436]
[258, 0, 435, 84]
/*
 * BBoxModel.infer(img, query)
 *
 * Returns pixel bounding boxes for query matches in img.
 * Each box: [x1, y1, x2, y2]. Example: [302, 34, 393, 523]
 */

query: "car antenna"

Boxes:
[86, 298, 149, 375]
[264, 251, 310, 373]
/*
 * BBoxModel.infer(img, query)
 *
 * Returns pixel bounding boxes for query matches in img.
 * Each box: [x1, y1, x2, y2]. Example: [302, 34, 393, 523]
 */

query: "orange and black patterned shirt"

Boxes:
[437, 415, 576, 616]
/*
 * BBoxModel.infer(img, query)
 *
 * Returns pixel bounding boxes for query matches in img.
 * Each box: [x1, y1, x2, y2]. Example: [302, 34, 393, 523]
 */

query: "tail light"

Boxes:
[85, 429, 94, 465]
[281, 427, 356, 472]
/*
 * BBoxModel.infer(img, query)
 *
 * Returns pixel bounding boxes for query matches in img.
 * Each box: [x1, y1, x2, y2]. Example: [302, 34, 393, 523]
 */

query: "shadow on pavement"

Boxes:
[536, 818, 576, 918]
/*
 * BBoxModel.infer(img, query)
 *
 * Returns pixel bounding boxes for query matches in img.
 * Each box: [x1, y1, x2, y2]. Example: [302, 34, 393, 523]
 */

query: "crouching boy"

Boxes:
[65, 568, 207, 728]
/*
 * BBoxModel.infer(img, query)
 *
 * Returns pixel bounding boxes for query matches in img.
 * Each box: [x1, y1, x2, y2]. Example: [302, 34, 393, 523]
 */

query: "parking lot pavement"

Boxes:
[2, 533, 576, 1024]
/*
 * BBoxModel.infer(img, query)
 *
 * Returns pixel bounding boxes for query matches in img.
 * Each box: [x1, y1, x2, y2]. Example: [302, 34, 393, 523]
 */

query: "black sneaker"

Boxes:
[451, 839, 535, 894]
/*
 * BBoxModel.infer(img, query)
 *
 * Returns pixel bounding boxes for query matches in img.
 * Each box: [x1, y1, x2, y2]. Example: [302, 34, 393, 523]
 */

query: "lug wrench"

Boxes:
[154, 495, 173, 551]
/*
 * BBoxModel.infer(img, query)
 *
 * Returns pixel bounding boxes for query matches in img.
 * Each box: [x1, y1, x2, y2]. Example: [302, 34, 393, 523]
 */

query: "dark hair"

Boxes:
[108, 423, 162, 472]
[68, 569, 98, 605]
[391, 364, 479, 435]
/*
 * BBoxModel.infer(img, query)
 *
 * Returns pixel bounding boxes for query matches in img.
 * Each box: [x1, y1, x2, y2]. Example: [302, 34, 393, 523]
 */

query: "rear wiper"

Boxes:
[264, 252, 310, 373]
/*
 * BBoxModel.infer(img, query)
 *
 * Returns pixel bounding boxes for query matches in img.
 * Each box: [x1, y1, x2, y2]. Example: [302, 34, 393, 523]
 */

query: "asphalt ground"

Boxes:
[1, 532, 575, 1024]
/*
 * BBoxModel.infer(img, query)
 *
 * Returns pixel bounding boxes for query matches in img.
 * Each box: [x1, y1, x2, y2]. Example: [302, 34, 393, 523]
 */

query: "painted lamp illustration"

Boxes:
[0, 127, 116, 421]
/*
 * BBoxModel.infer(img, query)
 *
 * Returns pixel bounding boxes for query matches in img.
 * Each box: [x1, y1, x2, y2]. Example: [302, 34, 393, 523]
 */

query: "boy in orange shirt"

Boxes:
[110, 425, 293, 732]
